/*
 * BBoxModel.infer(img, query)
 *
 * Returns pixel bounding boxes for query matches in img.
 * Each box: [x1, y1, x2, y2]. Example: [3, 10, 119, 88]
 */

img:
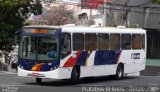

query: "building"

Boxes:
[42, 0, 160, 58]
[79, 0, 160, 58]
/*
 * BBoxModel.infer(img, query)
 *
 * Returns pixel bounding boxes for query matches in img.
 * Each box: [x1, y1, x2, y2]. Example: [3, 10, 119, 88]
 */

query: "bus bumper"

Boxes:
[17, 67, 72, 79]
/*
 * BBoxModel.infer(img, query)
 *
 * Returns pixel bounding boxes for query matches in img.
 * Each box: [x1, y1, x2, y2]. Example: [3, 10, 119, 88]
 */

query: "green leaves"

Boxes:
[151, 0, 160, 3]
[0, 0, 42, 52]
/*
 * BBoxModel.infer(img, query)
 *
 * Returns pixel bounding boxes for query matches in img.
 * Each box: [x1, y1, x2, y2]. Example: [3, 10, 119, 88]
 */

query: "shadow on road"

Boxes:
[140, 65, 160, 76]
[25, 76, 139, 87]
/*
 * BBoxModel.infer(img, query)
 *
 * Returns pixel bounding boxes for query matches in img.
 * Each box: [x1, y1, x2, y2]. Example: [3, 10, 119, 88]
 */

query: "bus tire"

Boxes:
[36, 78, 42, 84]
[71, 67, 79, 85]
[115, 64, 124, 80]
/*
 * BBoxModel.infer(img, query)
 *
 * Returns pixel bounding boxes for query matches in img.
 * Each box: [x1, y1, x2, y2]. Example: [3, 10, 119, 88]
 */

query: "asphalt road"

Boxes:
[0, 69, 160, 92]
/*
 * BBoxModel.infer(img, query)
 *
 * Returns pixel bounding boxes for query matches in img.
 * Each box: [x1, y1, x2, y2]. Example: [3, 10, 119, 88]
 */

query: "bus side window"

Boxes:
[61, 33, 71, 59]
[132, 34, 141, 49]
[73, 33, 84, 51]
[110, 34, 120, 50]
[85, 33, 97, 51]
[121, 34, 131, 50]
[98, 33, 109, 50]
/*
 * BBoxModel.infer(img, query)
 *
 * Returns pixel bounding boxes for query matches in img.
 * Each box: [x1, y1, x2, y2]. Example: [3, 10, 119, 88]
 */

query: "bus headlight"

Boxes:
[54, 66, 57, 70]
[50, 68, 53, 71]
[19, 65, 23, 69]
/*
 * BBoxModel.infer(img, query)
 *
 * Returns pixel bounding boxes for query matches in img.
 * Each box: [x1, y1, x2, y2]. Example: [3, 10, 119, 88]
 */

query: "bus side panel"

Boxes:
[60, 50, 121, 67]
[119, 50, 146, 74]
[80, 65, 117, 78]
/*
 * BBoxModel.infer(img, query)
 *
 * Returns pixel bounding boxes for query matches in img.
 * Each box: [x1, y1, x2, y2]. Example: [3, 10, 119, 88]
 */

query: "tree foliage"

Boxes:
[0, 0, 42, 52]
[151, 0, 160, 3]
[41, 5, 76, 26]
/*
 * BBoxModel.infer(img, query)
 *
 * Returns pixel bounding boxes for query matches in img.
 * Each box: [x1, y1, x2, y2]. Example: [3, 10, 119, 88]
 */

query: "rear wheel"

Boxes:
[71, 68, 79, 85]
[36, 78, 42, 84]
[115, 64, 124, 80]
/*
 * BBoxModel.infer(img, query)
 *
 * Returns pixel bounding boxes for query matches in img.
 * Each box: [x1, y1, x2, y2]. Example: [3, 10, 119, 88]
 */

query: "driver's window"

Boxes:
[61, 33, 71, 59]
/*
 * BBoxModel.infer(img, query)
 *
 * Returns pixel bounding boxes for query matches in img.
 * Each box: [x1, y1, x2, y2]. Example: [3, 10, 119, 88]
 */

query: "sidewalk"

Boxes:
[146, 59, 160, 66]
[140, 59, 160, 76]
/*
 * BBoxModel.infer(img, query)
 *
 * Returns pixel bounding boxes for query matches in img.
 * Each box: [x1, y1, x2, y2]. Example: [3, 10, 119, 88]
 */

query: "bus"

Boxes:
[18, 25, 146, 84]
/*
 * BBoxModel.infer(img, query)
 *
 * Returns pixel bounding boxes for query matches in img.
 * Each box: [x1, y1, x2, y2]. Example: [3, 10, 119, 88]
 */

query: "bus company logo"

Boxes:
[131, 53, 140, 59]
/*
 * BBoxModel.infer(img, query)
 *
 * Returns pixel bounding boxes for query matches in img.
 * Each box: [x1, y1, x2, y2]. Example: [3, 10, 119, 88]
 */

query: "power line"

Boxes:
[106, 2, 160, 9]
[99, 7, 160, 14]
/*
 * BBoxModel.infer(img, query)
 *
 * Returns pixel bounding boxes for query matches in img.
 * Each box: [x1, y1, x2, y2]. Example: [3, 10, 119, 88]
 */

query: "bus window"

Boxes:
[37, 36, 58, 60]
[132, 34, 141, 49]
[98, 33, 109, 50]
[121, 34, 131, 50]
[19, 36, 59, 60]
[110, 34, 120, 50]
[142, 34, 145, 49]
[73, 33, 84, 51]
[19, 36, 36, 60]
[61, 33, 71, 59]
[85, 33, 97, 51]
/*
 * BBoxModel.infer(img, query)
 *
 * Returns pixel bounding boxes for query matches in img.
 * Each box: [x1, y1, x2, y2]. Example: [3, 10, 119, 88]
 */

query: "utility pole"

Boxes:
[102, 0, 107, 27]
[143, 8, 149, 28]
[89, 0, 92, 26]
[125, 2, 128, 27]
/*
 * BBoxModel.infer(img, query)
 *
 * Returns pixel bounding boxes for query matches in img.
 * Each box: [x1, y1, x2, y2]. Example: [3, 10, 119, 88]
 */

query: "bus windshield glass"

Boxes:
[19, 35, 58, 61]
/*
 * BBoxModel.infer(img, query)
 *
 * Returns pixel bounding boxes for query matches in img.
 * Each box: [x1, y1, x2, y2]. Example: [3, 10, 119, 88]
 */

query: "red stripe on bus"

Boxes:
[36, 63, 45, 71]
[63, 51, 81, 67]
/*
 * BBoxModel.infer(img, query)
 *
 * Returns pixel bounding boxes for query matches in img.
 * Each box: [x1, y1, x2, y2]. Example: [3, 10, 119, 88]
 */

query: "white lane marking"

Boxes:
[0, 84, 31, 87]
[117, 81, 132, 83]
[147, 83, 158, 86]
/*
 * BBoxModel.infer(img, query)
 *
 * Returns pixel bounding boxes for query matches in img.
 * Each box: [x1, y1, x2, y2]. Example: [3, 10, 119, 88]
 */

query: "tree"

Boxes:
[42, 5, 76, 26]
[0, 0, 42, 52]
[151, 0, 160, 3]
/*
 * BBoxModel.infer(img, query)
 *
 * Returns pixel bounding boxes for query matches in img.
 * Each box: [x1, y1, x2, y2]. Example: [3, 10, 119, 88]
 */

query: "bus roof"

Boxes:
[61, 27, 146, 34]
[23, 25, 146, 34]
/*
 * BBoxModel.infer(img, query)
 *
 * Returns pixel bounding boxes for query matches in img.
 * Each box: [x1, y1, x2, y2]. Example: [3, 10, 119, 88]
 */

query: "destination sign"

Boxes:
[22, 28, 56, 35]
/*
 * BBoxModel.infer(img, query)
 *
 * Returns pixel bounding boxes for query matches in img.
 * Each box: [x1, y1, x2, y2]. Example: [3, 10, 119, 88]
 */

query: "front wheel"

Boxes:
[115, 64, 124, 80]
[36, 78, 42, 84]
[71, 68, 79, 85]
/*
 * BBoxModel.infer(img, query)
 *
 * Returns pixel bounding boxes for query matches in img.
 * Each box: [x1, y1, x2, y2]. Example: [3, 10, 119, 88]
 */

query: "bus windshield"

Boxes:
[19, 35, 58, 61]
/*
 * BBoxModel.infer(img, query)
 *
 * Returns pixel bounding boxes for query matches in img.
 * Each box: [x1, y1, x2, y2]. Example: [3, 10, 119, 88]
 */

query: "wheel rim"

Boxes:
[75, 71, 78, 80]
[118, 68, 122, 78]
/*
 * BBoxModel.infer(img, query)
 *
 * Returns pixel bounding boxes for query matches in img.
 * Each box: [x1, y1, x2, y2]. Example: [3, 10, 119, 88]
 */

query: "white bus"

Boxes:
[18, 25, 146, 84]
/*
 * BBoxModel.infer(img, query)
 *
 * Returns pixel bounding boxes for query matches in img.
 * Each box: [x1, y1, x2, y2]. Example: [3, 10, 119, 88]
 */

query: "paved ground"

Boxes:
[0, 70, 160, 92]
[141, 65, 160, 76]
[0, 59, 160, 92]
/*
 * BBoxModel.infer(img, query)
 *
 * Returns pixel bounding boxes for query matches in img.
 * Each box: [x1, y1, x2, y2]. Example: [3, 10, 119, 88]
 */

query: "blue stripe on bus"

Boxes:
[40, 64, 52, 71]
[19, 50, 122, 71]
[18, 59, 60, 71]
[94, 50, 121, 65]
[76, 51, 88, 66]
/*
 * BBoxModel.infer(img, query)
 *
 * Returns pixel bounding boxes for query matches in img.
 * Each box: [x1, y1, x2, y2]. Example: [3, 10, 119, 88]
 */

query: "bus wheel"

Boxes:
[36, 78, 42, 84]
[115, 64, 124, 80]
[71, 67, 79, 85]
